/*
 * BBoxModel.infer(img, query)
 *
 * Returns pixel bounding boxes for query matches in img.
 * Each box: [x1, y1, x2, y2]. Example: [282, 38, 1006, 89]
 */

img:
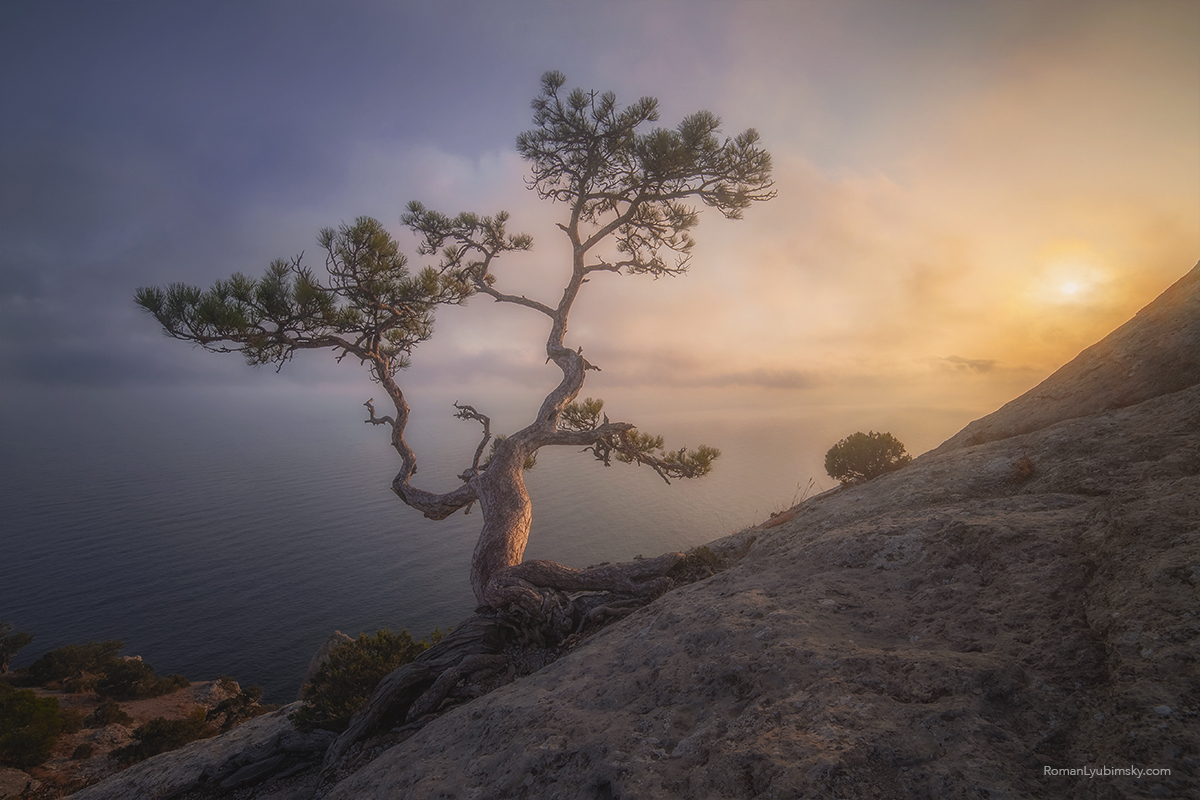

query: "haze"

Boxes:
[2, 0, 1198, 472]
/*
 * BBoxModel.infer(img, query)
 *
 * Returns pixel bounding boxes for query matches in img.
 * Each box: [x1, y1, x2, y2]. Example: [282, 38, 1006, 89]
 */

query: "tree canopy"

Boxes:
[824, 431, 913, 485]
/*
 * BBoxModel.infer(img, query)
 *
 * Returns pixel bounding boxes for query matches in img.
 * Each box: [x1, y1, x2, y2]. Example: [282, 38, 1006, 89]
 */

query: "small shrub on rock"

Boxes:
[71, 743, 94, 760]
[824, 431, 912, 485]
[667, 545, 726, 584]
[291, 629, 431, 733]
[89, 699, 133, 727]
[59, 706, 85, 734]
[111, 708, 211, 766]
[96, 659, 188, 700]
[0, 683, 63, 768]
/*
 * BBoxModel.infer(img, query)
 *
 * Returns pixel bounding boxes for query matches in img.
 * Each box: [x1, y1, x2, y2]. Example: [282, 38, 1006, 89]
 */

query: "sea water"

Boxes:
[0, 385, 952, 702]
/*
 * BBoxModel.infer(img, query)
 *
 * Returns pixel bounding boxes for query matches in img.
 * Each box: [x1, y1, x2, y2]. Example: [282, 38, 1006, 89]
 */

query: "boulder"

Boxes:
[194, 678, 240, 707]
[0, 766, 40, 799]
[66, 703, 332, 800]
[87, 723, 132, 748]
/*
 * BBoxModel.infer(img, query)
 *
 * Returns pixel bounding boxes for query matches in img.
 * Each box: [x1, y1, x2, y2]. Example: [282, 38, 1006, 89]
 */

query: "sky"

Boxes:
[2, 0, 1198, 463]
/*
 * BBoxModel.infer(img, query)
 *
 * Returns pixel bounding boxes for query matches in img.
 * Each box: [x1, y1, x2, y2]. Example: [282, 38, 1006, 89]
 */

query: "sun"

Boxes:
[1029, 241, 1114, 307]
[1032, 252, 1109, 307]
[1046, 272, 1096, 305]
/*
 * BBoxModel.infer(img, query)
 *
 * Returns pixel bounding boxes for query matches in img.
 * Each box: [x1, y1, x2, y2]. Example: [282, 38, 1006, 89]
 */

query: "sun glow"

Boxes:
[1041, 269, 1101, 305]
[1028, 242, 1112, 307]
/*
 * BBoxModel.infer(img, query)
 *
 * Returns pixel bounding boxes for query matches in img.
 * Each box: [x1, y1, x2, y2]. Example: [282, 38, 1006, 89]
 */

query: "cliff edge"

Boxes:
[934, 262, 1199, 453]
[323, 263, 1199, 800]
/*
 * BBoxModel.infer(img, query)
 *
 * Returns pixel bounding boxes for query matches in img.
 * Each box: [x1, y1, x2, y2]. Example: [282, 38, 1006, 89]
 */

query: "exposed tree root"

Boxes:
[319, 548, 720, 771]
[321, 614, 510, 768]
[480, 551, 686, 640]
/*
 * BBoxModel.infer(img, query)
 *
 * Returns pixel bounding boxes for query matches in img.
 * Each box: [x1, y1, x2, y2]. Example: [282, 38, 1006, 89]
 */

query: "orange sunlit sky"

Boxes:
[2, 0, 1198, 460]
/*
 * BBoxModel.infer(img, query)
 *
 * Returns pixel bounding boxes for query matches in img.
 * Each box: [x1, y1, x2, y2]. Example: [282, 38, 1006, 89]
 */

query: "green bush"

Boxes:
[110, 708, 210, 766]
[23, 639, 187, 699]
[824, 430, 912, 485]
[89, 699, 132, 727]
[95, 659, 188, 700]
[61, 671, 102, 694]
[0, 683, 63, 768]
[25, 640, 124, 687]
[291, 629, 433, 733]
[0, 623, 34, 674]
[59, 706, 84, 734]
[95, 659, 149, 699]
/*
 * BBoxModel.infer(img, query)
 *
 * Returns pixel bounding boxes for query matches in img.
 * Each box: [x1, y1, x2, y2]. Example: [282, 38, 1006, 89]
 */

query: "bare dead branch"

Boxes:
[363, 398, 394, 427]
[453, 402, 492, 476]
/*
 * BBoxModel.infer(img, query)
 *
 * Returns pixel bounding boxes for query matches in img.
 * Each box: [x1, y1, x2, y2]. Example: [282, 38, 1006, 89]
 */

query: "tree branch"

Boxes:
[453, 402, 492, 477]
[473, 284, 555, 317]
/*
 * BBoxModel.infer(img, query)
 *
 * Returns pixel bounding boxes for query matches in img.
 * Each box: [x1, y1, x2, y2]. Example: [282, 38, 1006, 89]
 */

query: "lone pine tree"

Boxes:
[138, 72, 773, 741]
[824, 431, 913, 485]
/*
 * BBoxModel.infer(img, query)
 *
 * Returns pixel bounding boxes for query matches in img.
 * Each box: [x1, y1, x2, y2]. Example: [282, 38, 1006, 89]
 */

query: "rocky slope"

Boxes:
[66, 263, 1199, 799]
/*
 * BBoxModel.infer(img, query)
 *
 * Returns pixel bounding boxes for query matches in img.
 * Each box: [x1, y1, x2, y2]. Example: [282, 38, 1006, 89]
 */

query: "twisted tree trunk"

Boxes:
[467, 446, 534, 604]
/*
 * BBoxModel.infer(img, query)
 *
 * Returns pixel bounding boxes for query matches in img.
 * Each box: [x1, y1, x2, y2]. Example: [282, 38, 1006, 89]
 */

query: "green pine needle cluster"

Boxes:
[135, 217, 470, 377]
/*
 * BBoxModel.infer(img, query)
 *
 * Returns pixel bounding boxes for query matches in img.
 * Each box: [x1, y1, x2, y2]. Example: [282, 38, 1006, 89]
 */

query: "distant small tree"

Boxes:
[825, 431, 912, 485]
[0, 623, 33, 674]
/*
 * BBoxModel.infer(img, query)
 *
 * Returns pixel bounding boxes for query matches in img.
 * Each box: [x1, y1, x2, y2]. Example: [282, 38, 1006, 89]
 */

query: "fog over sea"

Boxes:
[1, 384, 970, 702]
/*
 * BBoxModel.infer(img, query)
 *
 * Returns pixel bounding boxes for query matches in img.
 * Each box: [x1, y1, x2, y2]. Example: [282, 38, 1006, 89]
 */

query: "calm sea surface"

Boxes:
[1, 386, 961, 702]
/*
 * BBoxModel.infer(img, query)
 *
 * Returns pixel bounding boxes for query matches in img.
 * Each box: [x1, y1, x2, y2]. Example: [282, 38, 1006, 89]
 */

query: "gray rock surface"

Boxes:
[195, 679, 241, 707]
[66, 704, 332, 800]
[86, 724, 133, 748]
[321, 392, 1198, 799]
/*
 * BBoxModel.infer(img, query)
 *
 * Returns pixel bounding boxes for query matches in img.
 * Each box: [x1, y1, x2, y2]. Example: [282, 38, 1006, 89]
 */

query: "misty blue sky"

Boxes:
[2, 0, 1197, 461]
